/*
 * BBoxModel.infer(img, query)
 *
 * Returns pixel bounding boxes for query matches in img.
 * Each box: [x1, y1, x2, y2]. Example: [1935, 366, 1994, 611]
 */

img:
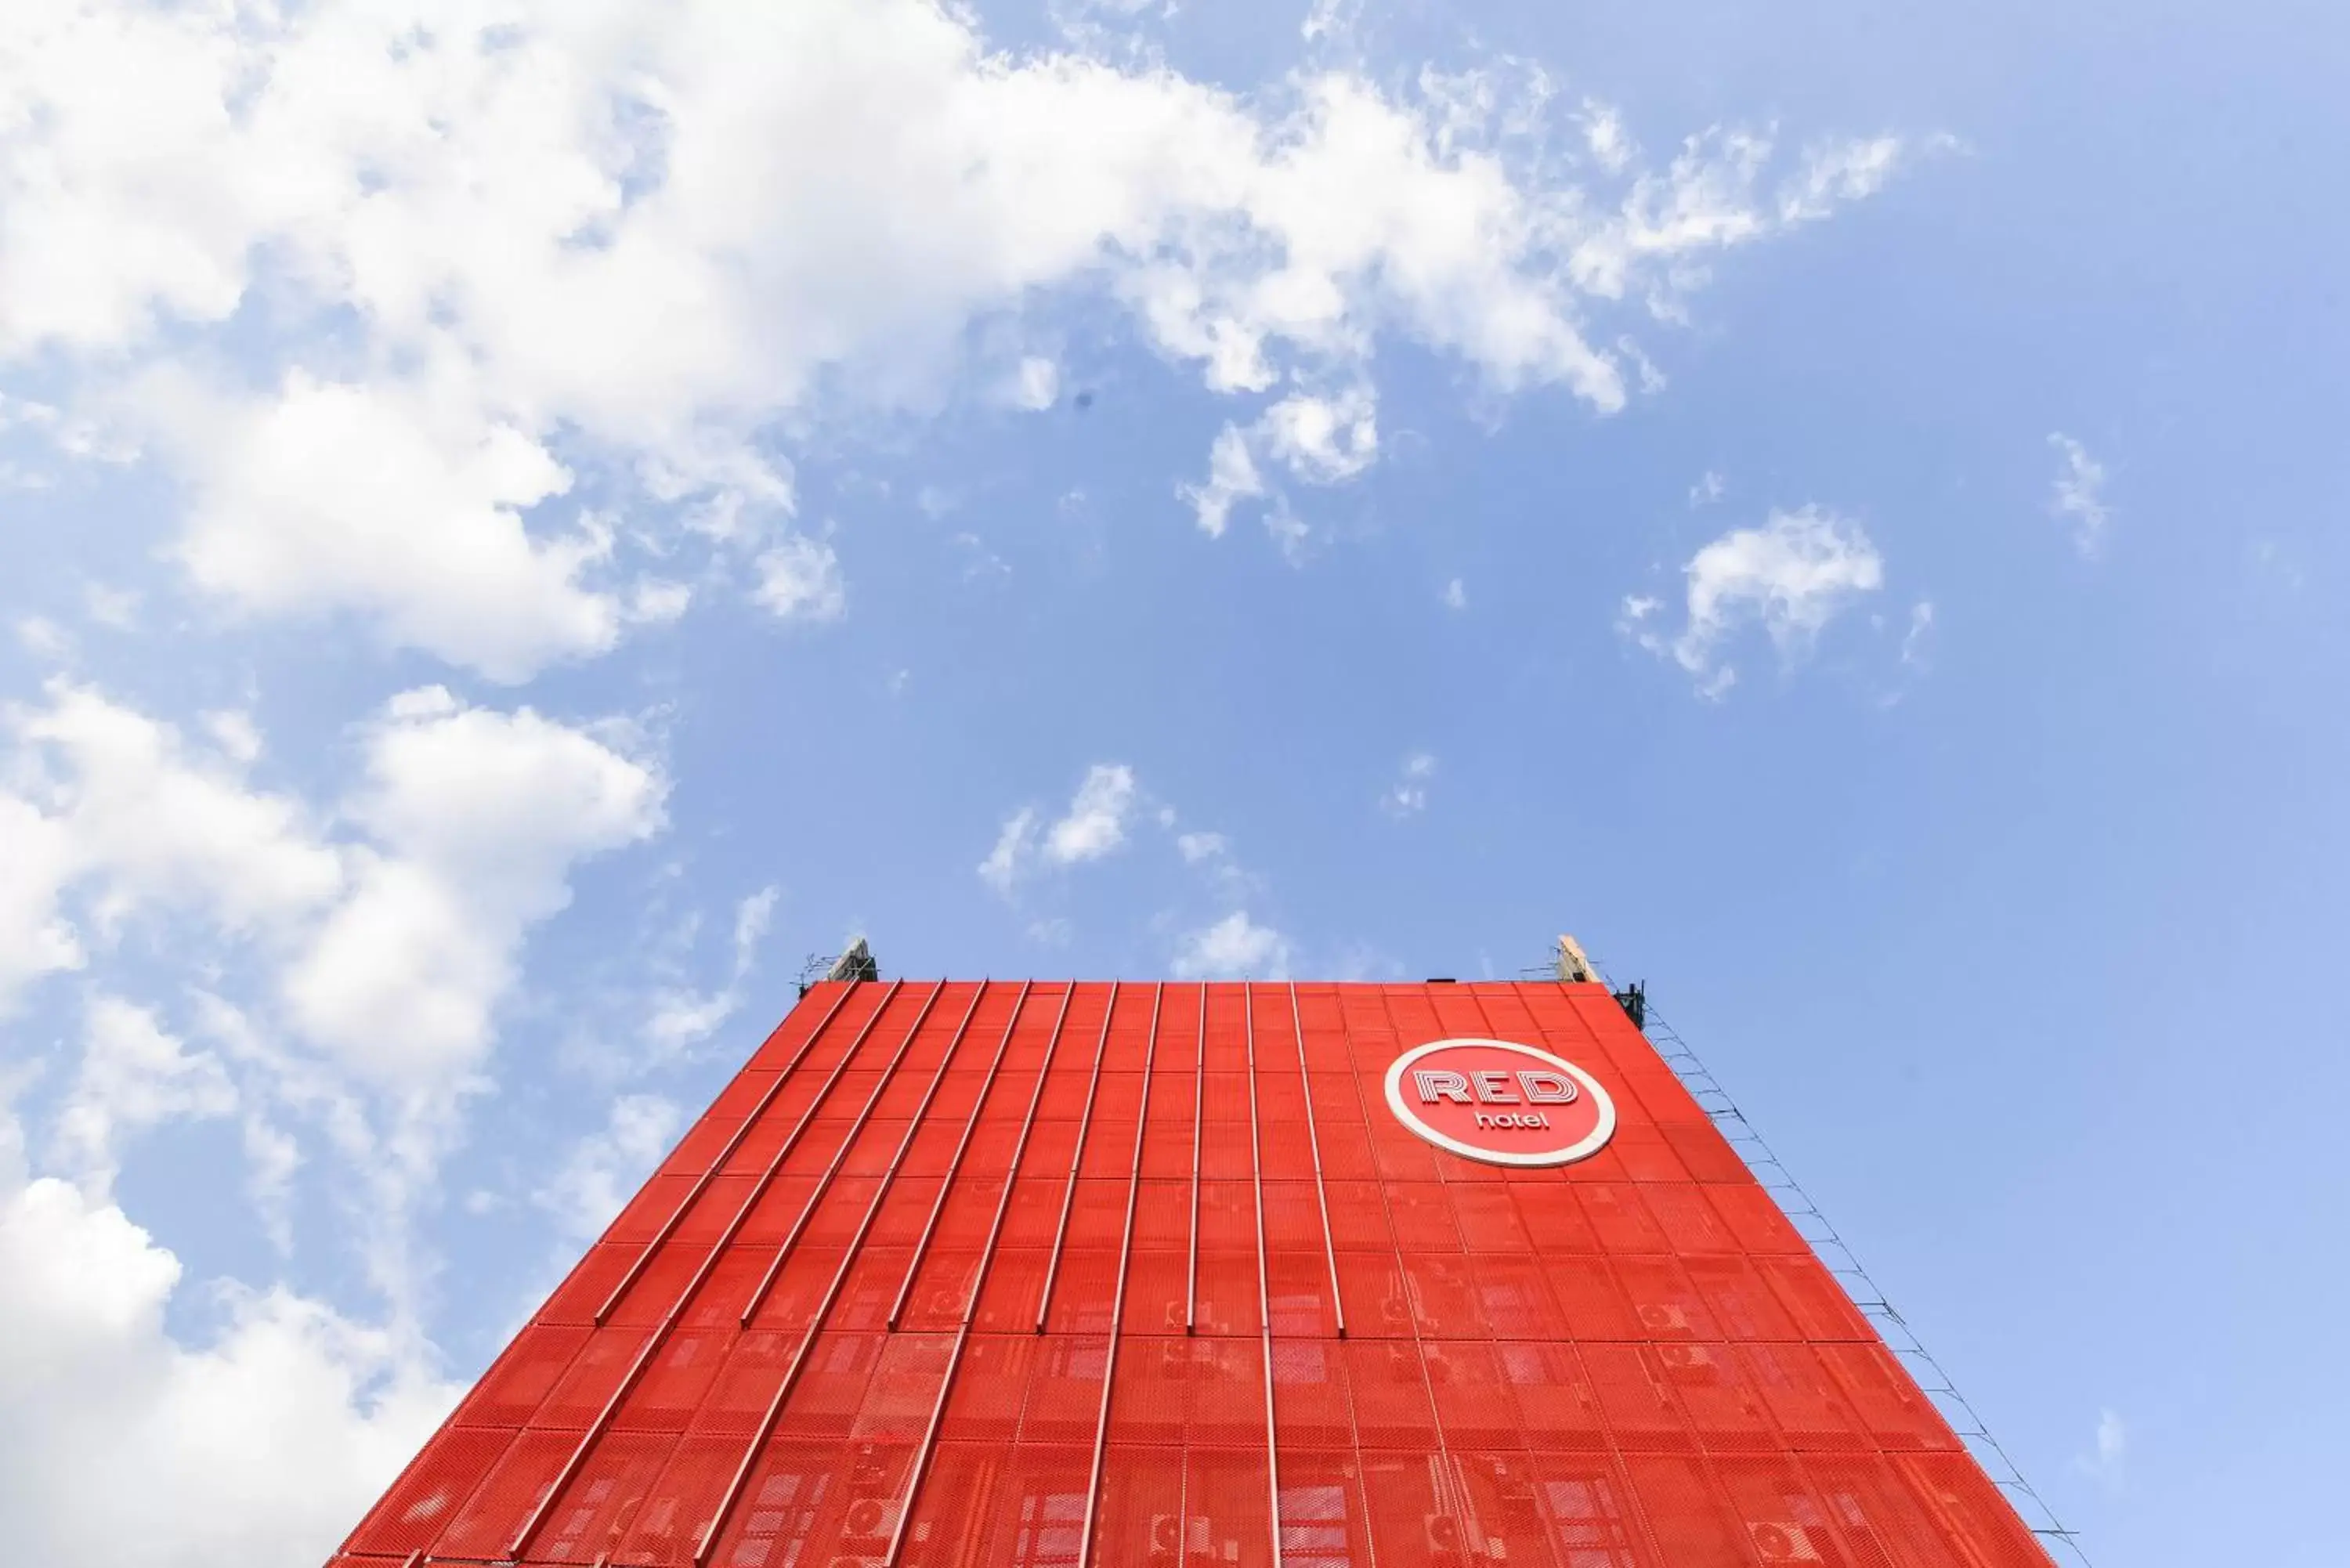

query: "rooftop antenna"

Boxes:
[1554, 933, 1600, 984]
[797, 935, 879, 996]
[1555, 932, 1646, 1029]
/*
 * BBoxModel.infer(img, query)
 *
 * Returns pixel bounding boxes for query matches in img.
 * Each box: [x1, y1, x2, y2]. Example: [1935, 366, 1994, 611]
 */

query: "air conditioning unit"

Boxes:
[845, 1499, 887, 1537]
[1748, 1521, 1826, 1562]
[1638, 1302, 1691, 1332]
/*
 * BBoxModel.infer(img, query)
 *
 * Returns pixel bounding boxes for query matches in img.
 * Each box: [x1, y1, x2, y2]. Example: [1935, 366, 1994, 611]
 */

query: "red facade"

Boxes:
[332, 980, 2053, 1567]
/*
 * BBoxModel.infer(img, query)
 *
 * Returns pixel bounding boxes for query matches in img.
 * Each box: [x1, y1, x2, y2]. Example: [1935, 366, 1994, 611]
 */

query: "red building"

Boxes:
[331, 978, 2055, 1566]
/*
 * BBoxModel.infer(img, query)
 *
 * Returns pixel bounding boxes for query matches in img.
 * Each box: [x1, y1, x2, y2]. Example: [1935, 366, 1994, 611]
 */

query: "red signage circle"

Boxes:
[1382, 1038, 1617, 1167]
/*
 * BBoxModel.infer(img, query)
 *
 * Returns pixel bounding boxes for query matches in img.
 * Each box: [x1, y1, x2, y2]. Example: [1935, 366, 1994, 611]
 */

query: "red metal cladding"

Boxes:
[331, 981, 2055, 1568]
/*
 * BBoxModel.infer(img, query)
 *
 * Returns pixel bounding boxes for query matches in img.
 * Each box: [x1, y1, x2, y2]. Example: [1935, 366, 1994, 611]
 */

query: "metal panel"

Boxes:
[333, 982, 2047, 1568]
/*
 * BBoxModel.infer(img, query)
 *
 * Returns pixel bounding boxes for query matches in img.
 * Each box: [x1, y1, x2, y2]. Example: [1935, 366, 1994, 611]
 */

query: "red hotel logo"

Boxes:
[1383, 1038, 1618, 1167]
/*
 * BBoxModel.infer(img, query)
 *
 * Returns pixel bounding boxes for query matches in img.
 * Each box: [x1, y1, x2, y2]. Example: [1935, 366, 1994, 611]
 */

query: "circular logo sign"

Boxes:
[1382, 1038, 1617, 1167]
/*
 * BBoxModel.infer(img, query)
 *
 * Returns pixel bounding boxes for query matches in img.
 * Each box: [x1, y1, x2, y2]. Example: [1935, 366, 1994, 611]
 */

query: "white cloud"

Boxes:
[1689, 470, 1725, 507]
[978, 806, 1042, 897]
[1900, 599, 1936, 667]
[954, 531, 1013, 583]
[1258, 388, 1379, 483]
[1176, 831, 1228, 864]
[1627, 505, 1885, 698]
[1441, 577, 1467, 610]
[753, 534, 847, 623]
[240, 1111, 302, 1258]
[1180, 424, 1265, 537]
[1172, 910, 1292, 979]
[199, 711, 262, 767]
[1009, 355, 1061, 411]
[1301, 0, 1361, 43]
[2048, 432, 2111, 556]
[0, 3, 1909, 656]
[1778, 136, 1907, 224]
[0, 681, 664, 1100]
[0, 682, 343, 1003]
[0, 790, 84, 1005]
[16, 615, 72, 659]
[84, 583, 139, 630]
[283, 687, 667, 1088]
[1184, 387, 1376, 542]
[533, 1093, 683, 1242]
[979, 763, 1148, 896]
[1171, 825, 1262, 905]
[52, 997, 237, 1197]
[2077, 1407, 2128, 1490]
[1046, 764, 1139, 865]
[643, 885, 779, 1058]
[626, 579, 695, 625]
[1618, 336, 1667, 395]
[1579, 101, 1636, 174]
[159, 373, 618, 684]
[1382, 752, 1437, 817]
[0, 1108, 455, 1568]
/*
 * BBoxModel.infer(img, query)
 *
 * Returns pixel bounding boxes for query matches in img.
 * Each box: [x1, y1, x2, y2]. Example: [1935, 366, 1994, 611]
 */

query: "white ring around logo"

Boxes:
[1382, 1037, 1618, 1167]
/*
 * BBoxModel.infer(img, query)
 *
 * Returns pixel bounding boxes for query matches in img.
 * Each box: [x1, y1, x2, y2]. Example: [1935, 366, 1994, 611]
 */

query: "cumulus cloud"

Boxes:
[1180, 425, 1266, 538]
[283, 687, 667, 1088]
[160, 373, 618, 684]
[0, 683, 667, 1338]
[52, 997, 236, 1197]
[978, 807, 1043, 897]
[2048, 433, 2111, 556]
[1045, 764, 1139, 863]
[1441, 577, 1467, 610]
[1259, 388, 1379, 483]
[0, 791, 84, 1004]
[1172, 910, 1292, 979]
[980, 763, 1144, 894]
[752, 534, 848, 623]
[0, 681, 665, 1095]
[0, 1107, 455, 1568]
[0, 683, 343, 1011]
[1181, 387, 1378, 545]
[0, 2, 1911, 666]
[1625, 505, 1885, 697]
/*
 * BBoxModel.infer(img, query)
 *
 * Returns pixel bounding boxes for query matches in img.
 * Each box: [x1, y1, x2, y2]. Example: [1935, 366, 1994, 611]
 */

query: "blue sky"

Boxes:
[0, 1, 2342, 1563]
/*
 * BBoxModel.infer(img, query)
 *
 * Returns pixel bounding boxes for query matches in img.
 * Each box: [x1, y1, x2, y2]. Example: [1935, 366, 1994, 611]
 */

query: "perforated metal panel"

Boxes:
[329, 981, 2052, 1567]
